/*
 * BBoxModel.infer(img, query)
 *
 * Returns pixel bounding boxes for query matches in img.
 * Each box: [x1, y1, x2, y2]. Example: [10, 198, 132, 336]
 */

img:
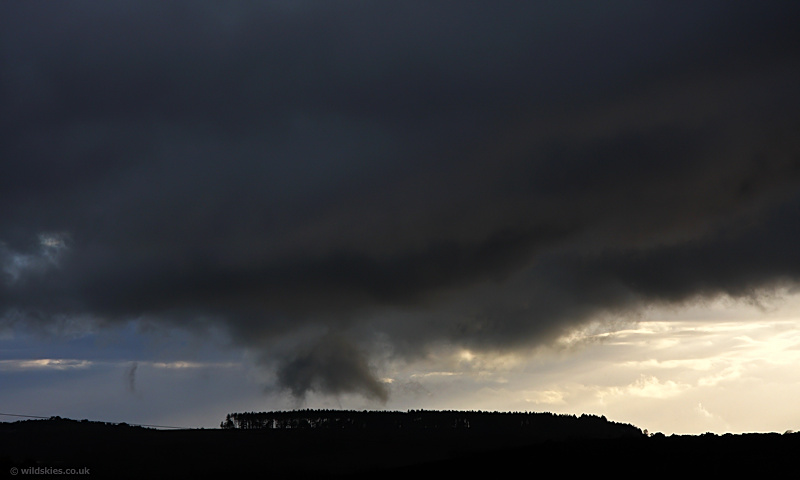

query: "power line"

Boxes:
[126, 423, 191, 430]
[0, 412, 49, 419]
[0, 412, 195, 430]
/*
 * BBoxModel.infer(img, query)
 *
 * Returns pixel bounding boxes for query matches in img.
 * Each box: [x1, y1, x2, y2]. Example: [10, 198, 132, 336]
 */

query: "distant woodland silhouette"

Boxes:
[219, 409, 642, 439]
[2, 412, 799, 478]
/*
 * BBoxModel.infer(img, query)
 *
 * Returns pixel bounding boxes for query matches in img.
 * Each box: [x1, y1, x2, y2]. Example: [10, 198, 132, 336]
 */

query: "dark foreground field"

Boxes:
[1, 413, 798, 478]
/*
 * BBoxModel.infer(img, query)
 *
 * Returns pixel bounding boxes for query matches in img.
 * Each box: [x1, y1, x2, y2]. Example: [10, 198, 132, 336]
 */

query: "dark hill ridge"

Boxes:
[1, 413, 798, 478]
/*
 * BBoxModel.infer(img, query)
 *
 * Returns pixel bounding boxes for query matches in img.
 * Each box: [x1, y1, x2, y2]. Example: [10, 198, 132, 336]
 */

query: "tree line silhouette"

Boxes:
[220, 409, 643, 439]
[3, 413, 799, 477]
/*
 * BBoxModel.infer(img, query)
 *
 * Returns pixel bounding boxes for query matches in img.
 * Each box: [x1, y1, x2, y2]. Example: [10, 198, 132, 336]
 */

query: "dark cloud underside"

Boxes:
[2, 1, 800, 400]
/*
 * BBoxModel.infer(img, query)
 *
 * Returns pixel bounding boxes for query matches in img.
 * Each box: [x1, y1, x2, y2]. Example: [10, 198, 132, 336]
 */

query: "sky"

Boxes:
[2, 1, 800, 434]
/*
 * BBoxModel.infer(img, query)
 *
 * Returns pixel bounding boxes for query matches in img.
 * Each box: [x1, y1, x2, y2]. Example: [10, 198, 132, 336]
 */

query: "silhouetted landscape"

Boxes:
[2, 411, 798, 477]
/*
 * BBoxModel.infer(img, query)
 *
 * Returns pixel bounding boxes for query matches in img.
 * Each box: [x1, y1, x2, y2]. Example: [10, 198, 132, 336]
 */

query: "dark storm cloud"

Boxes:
[275, 334, 388, 403]
[2, 2, 800, 399]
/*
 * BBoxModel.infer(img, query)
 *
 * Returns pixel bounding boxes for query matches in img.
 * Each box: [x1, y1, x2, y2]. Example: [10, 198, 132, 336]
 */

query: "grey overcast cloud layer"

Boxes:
[2, 1, 800, 402]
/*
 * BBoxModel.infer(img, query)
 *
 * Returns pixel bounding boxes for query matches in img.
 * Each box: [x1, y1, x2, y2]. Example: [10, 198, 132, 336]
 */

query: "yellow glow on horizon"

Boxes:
[458, 350, 475, 362]
[151, 361, 239, 369]
[0, 359, 93, 370]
